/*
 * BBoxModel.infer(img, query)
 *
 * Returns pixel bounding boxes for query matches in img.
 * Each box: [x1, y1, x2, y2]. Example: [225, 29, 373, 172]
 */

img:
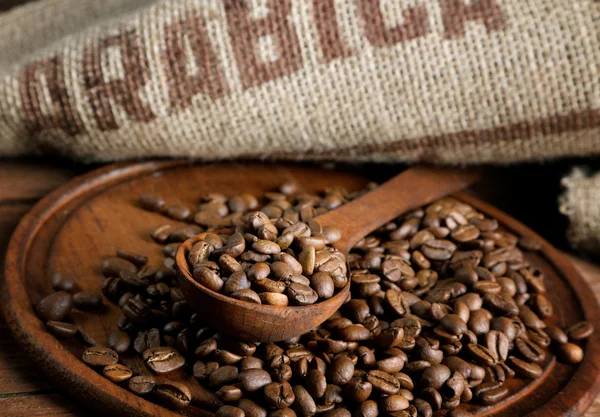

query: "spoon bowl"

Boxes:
[176, 167, 480, 342]
[176, 230, 351, 342]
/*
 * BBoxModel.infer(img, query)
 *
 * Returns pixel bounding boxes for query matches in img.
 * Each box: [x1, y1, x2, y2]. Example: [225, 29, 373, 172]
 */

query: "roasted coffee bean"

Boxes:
[102, 257, 137, 277]
[293, 385, 317, 416]
[194, 360, 220, 380]
[421, 364, 451, 389]
[50, 272, 79, 293]
[216, 385, 244, 403]
[240, 369, 272, 392]
[485, 331, 509, 362]
[139, 194, 166, 212]
[82, 347, 118, 367]
[264, 381, 295, 409]
[73, 291, 104, 310]
[344, 378, 372, 402]
[216, 405, 245, 417]
[238, 399, 268, 417]
[260, 292, 289, 306]
[466, 344, 496, 367]
[421, 240, 456, 260]
[440, 315, 468, 336]
[532, 294, 553, 318]
[103, 363, 133, 383]
[367, 370, 400, 394]
[36, 291, 73, 322]
[337, 324, 371, 341]
[128, 376, 155, 395]
[287, 283, 318, 306]
[506, 356, 543, 379]
[209, 365, 239, 388]
[154, 381, 192, 409]
[143, 347, 185, 374]
[556, 343, 584, 364]
[134, 328, 161, 354]
[515, 337, 546, 363]
[46, 320, 78, 337]
[108, 331, 131, 354]
[354, 400, 379, 417]
[116, 249, 148, 268]
[477, 386, 509, 405]
[566, 321, 594, 341]
[544, 325, 568, 344]
[483, 293, 519, 317]
[328, 355, 354, 385]
[380, 394, 409, 413]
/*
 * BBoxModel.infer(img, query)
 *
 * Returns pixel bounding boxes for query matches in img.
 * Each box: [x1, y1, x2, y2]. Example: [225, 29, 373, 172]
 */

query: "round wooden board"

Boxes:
[2, 160, 599, 417]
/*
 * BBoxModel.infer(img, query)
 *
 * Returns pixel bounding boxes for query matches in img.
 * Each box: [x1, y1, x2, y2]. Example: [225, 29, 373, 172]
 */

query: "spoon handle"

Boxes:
[316, 167, 481, 252]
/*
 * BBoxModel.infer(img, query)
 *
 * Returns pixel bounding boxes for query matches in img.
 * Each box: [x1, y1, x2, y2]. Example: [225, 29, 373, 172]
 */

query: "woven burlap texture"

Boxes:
[560, 169, 600, 254]
[0, 0, 597, 162]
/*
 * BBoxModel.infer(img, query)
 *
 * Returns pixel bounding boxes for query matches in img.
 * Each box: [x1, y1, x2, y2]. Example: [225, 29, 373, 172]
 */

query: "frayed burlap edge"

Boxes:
[560, 168, 600, 254]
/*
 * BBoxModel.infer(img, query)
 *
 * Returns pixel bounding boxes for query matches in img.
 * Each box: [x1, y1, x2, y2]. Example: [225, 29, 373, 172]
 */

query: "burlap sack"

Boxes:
[0, 0, 598, 162]
[560, 169, 600, 255]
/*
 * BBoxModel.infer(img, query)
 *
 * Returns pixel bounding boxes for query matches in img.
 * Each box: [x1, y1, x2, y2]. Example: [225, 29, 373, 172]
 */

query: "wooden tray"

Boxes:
[2, 161, 599, 417]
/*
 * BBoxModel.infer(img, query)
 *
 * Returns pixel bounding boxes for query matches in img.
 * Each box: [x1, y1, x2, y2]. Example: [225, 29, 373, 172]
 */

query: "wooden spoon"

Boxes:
[176, 167, 480, 341]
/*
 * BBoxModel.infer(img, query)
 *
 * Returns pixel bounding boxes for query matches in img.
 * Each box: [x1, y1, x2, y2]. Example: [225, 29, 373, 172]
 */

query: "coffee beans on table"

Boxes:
[34, 181, 591, 415]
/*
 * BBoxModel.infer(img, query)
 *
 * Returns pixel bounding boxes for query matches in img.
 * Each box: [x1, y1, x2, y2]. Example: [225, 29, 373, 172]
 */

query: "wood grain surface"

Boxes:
[0, 159, 599, 416]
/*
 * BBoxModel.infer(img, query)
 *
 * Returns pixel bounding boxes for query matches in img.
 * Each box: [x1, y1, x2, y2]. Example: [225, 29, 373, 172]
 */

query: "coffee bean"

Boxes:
[532, 294, 553, 318]
[483, 293, 519, 317]
[116, 249, 148, 268]
[337, 325, 371, 341]
[82, 347, 118, 367]
[477, 386, 509, 405]
[154, 381, 192, 409]
[108, 331, 131, 354]
[216, 384, 244, 402]
[544, 325, 568, 344]
[240, 369, 272, 392]
[380, 394, 409, 413]
[566, 321, 594, 341]
[518, 236, 542, 251]
[264, 381, 295, 409]
[466, 344, 496, 367]
[287, 283, 318, 306]
[259, 292, 289, 306]
[238, 399, 267, 417]
[323, 409, 350, 417]
[194, 265, 224, 292]
[102, 257, 137, 277]
[46, 321, 77, 337]
[440, 315, 467, 336]
[485, 330, 509, 362]
[367, 370, 400, 394]
[292, 385, 317, 416]
[311, 272, 335, 299]
[506, 356, 543, 378]
[50, 272, 79, 293]
[143, 347, 185, 374]
[421, 240, 456, 260]
[217, 405, 245, 417]
[421, 364, 451, 389]
[103, 363, 132, 383]
[231, 289, 262, 304]
[72, 291, 104, 310]
[556, 343, 584, 364]
[36, 291, 73, 322]
[128, 376, 155, 395]
[515, 337, 546, 363]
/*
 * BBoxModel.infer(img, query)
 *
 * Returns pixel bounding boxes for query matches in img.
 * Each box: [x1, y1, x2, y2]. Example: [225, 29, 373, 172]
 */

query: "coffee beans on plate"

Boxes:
[34, 181, 591, 415]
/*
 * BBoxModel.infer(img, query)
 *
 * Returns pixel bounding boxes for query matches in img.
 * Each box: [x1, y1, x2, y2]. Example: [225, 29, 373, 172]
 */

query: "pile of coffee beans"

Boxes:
[184, 213, 346, 306]
[34, 182, 592, 417]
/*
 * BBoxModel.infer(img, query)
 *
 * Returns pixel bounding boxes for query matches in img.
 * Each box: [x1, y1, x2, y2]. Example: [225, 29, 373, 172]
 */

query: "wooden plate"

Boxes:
[1, 161, 599, 417]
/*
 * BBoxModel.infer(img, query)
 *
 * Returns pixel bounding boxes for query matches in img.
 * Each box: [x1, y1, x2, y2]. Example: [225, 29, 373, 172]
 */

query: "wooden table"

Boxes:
[0, 159, 599, 416]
